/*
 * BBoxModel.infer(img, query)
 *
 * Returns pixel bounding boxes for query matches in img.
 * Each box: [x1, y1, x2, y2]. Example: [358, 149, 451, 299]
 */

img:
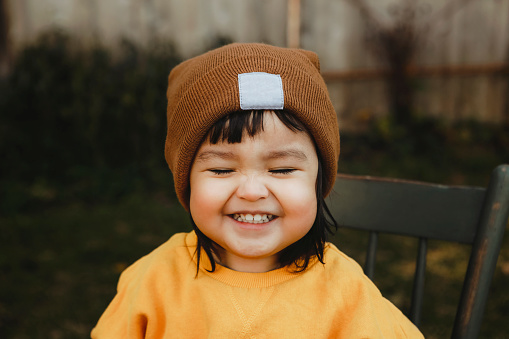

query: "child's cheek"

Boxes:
[277, 179, 317, 217]
[190, 176, 232, 213]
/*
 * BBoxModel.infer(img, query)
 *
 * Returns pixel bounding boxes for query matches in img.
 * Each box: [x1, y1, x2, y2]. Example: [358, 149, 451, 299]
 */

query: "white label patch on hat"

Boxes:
[238, 72, 284, 110]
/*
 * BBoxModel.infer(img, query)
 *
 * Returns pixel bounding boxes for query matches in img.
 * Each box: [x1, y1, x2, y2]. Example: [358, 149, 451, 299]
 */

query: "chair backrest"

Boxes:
[326, 164, 509, 339]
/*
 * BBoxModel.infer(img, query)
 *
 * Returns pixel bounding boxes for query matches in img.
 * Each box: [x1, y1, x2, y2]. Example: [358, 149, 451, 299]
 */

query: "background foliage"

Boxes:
[0, 31, 181, 215]
[0, 31, 507, 338]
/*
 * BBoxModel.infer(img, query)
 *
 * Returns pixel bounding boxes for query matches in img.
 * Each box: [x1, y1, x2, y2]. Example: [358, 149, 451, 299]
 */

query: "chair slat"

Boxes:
[328, 176, 486, 244]
[452, 165, 509, 338]
[364, 231, 378, 279]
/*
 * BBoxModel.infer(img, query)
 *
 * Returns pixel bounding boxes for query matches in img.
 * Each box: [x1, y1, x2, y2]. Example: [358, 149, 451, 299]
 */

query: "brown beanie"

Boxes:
[165, 43, 340, 210]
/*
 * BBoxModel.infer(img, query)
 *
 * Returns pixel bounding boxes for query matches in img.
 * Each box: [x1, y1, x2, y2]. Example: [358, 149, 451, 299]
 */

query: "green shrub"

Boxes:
[1, 30, 506, 214]
[0, 31, 182, 213]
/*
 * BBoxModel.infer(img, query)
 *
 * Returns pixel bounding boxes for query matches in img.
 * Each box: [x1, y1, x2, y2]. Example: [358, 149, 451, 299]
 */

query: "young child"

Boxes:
[91, 43, 423, 338]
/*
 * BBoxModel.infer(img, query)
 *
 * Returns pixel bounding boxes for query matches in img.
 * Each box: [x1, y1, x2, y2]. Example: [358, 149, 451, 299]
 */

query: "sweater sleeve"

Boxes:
[327, 248, 424, 338]
[91, 233, 192, 339]
[91, 260, 149, 339]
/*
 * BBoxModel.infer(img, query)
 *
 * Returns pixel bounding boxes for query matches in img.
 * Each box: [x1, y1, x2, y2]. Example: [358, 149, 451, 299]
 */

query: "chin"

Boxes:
[227, 240, 279, 258]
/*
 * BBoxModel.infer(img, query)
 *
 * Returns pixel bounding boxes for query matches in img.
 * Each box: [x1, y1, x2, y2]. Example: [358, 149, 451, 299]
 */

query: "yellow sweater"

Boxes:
[91, 232, 423, 338]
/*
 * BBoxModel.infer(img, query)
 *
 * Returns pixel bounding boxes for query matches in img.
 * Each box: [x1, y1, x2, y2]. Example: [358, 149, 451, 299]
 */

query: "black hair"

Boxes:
[191, 110, 337, 273]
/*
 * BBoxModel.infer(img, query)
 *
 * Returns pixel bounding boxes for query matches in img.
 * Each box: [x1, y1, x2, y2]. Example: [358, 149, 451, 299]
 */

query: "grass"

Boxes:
[0, 194, 190, 339]
[1, 137, 508, 338]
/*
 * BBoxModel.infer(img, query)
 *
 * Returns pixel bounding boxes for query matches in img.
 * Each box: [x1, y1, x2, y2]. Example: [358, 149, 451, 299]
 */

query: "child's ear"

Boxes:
[295, 50, 320, 72]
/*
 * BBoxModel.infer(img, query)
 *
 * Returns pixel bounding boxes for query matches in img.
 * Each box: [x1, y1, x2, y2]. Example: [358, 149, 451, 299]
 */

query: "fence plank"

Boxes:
[4, 0, 509, 124]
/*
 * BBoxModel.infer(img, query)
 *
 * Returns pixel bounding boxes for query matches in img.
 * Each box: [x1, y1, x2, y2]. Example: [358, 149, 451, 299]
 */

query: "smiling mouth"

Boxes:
[232, 213, 276, 224]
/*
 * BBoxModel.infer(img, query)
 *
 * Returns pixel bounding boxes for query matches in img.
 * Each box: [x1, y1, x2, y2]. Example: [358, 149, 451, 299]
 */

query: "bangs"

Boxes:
[207, 110, 306, 144]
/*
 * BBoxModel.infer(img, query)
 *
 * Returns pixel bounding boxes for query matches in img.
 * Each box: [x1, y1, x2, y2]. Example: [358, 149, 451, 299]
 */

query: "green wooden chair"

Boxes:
[327, 164, 509, 339]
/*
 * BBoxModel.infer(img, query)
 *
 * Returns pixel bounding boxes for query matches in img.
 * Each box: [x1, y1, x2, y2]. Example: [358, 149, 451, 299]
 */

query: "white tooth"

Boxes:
[233, 213, 274, 223]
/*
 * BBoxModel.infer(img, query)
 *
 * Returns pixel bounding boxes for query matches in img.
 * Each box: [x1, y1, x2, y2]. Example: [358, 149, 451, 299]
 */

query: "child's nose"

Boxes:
[236, 175, 269, 201]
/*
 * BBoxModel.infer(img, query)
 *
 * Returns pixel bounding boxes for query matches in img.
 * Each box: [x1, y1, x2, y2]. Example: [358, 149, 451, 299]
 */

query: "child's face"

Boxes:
[189, 112, 318, 273]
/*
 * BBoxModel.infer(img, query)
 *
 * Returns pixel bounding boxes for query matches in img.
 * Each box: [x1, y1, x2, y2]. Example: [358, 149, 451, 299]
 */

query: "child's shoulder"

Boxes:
[320, 243, 424, 338]
[322, 242, 367, 278]
[134, 231, 192, 264]
[117, 232, 196, 286]
[317, 243, 384, 297]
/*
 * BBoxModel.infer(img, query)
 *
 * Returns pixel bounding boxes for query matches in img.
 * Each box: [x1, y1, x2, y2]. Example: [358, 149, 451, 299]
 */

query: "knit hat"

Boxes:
[165, 43, 340, 210]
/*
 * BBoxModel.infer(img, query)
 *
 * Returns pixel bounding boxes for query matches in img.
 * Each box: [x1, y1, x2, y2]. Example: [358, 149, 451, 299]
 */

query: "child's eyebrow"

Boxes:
[264, 149, 308, 161]
[195, 150, 238, 162]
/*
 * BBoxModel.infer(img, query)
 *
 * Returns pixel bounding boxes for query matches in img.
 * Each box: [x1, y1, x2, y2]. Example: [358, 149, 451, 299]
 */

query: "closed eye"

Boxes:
[270, 168, 297, 175]
[209, 169, 234, 175]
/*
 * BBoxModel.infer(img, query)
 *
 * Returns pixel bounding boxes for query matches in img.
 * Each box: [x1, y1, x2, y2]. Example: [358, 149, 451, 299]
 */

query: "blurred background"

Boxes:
[0, 0, 508, 338]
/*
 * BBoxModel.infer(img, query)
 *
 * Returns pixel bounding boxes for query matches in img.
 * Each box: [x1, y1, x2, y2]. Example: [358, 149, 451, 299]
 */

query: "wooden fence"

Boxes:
[4, 0, 509, 126]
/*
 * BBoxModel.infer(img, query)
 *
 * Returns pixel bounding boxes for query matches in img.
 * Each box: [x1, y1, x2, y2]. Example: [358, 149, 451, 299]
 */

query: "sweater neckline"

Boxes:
[184, 231, 311, 288]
